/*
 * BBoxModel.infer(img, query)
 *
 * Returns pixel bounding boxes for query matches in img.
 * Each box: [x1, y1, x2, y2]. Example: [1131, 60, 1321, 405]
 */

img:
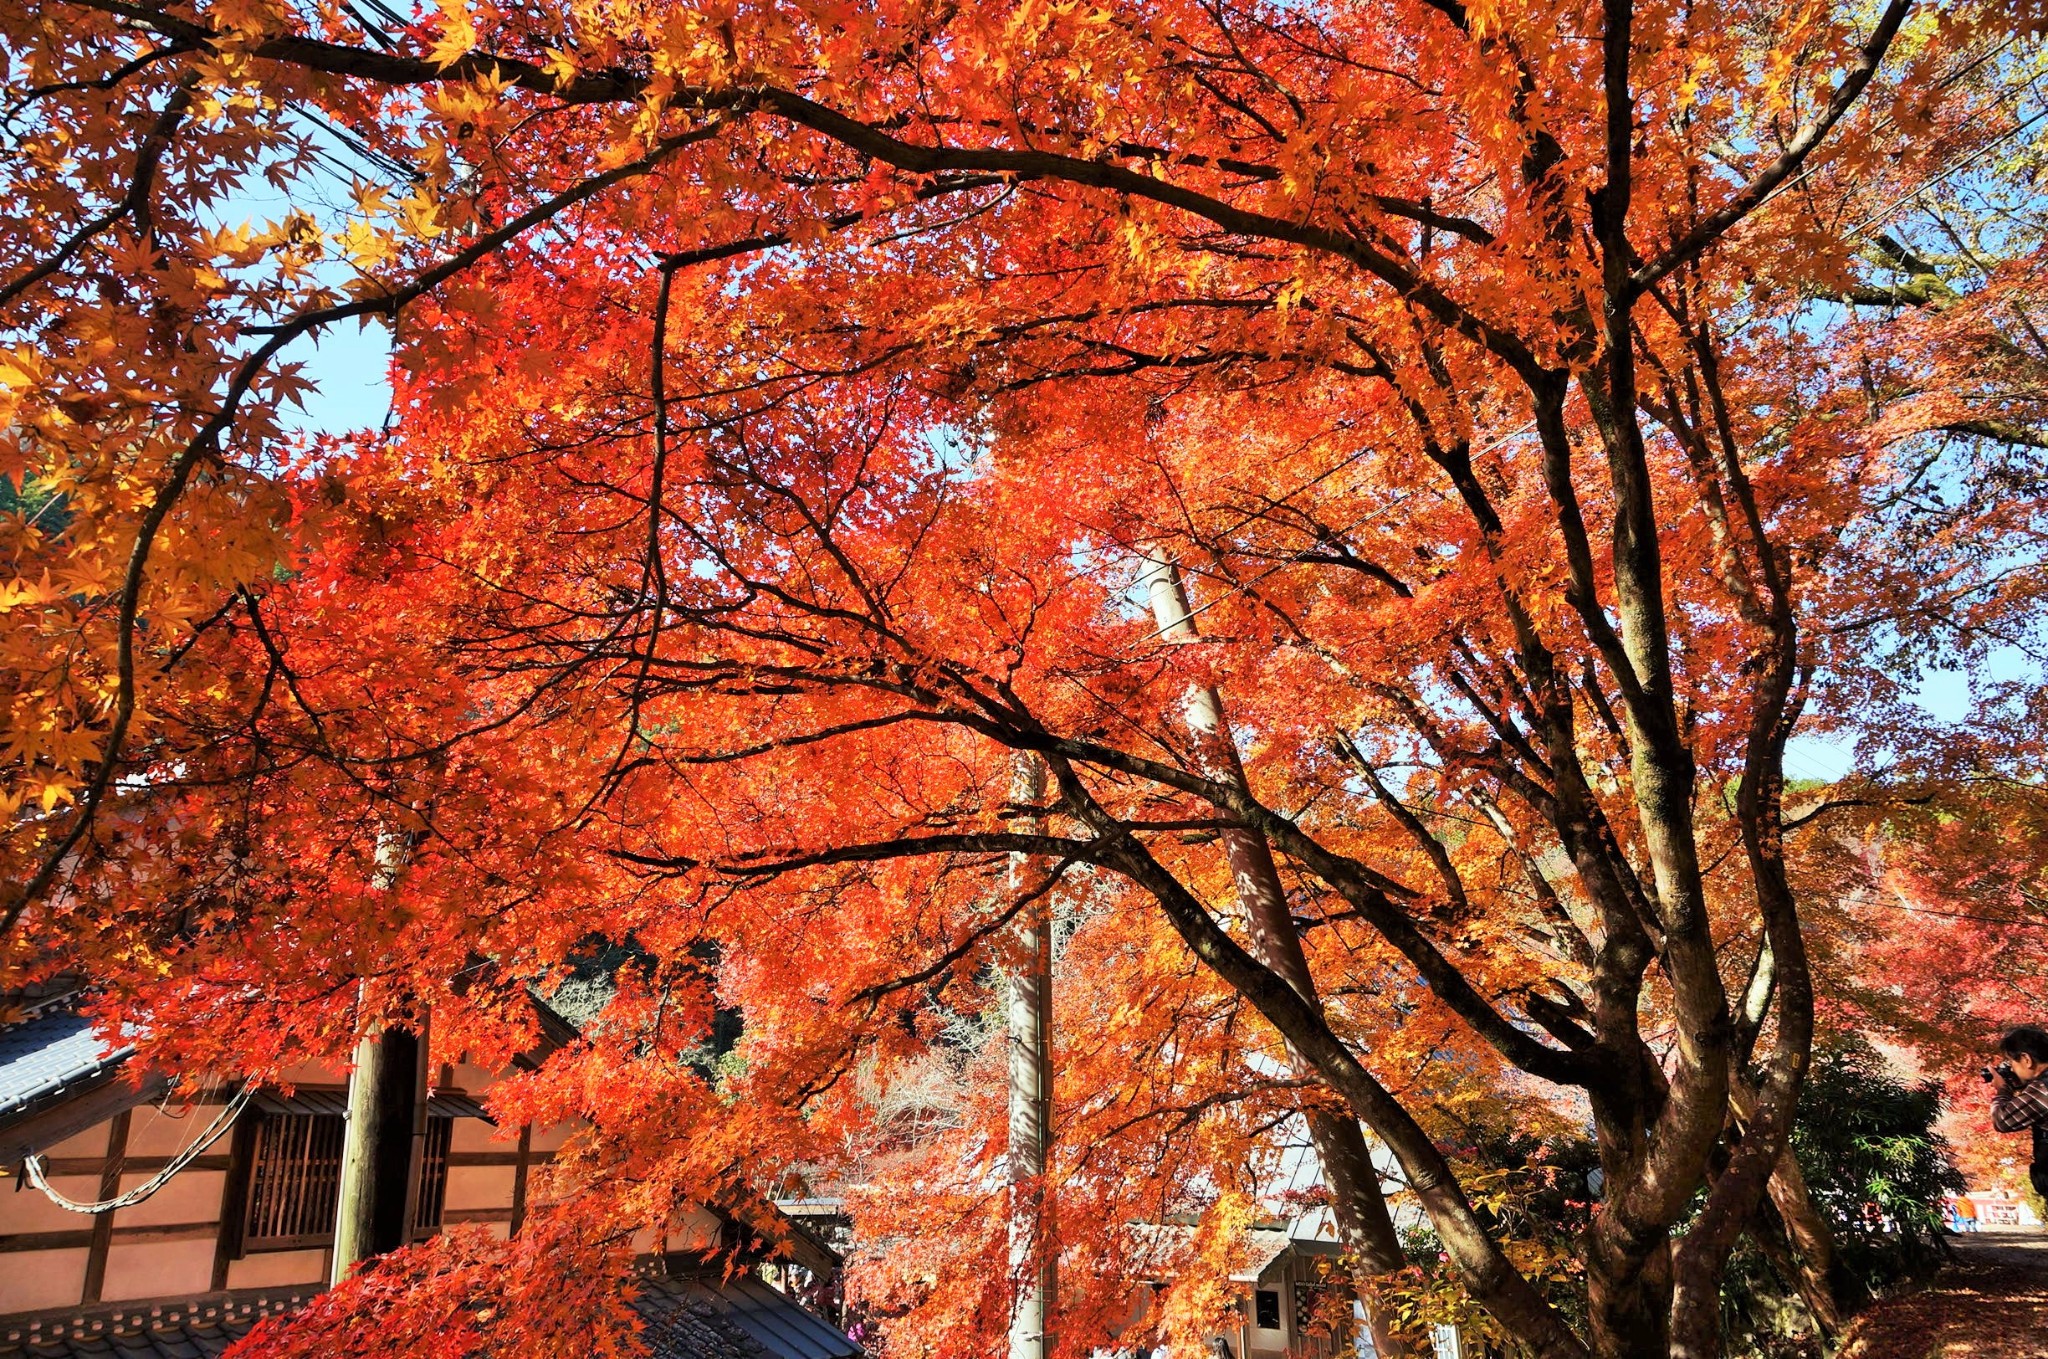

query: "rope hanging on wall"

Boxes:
[22, 1084, 256, 1214]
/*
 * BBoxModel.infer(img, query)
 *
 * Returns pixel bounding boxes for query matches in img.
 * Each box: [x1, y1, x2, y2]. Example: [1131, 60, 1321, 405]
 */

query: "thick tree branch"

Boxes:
[1632, 0, 1915, 293]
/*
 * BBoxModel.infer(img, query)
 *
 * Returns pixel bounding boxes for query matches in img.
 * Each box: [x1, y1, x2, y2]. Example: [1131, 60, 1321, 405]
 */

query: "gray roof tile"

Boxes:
[2, 1280, 858, 1359]
[0, 1291, 310, 1359]
[632, 1277, 861, 1359]
[0, 1316, 251, 1359]
[0, 1008, 131, 1118]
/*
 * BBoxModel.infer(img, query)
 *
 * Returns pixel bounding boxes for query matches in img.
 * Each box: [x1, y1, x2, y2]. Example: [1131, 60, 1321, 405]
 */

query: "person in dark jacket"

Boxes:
[1989, 1025, 2048, 1199]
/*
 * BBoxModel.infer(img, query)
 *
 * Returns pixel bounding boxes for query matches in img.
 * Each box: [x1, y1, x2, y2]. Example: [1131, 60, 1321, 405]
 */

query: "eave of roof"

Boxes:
[632, 1275, 862, 1359]
[0, 1007, 133, 1125]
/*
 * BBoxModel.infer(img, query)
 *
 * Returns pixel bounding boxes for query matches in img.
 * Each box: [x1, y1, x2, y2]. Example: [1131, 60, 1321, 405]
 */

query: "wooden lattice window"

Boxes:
[242, 1113, 346, 1250]
[239, 1111, 455, 1251]
[412, 1116, 453, 1236]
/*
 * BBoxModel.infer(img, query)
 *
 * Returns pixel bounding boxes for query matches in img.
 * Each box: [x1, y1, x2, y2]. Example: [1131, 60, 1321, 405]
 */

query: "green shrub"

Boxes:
[1722, 1035, 1965, 1357]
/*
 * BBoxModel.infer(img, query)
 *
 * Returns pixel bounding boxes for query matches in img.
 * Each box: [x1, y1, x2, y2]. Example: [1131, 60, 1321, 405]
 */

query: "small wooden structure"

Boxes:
[1116, 1216, 1356, 1359]
[0, 989, 856, 1358]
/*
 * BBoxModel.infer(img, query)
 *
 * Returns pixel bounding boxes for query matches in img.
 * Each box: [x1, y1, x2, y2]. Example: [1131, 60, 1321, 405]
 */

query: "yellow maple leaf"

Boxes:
[428, 0, 477, 70]
[398, 194, 444, 240]
[1274, 276, 1309, 321]
[0, 347, 40, 391]
[339, 219, 391, 269]
[351, 179, 394, 217]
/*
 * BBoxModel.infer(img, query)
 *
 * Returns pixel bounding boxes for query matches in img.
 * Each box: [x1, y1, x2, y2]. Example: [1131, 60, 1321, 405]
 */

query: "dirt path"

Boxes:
[1837, 1229, 2048, 1359]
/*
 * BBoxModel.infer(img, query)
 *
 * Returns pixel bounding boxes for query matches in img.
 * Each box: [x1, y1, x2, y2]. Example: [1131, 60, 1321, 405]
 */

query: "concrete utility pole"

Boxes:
[1006, 752, 1057, 1359]
[331, 826, 430, 1284]
[1141, 557, 1410, 1358]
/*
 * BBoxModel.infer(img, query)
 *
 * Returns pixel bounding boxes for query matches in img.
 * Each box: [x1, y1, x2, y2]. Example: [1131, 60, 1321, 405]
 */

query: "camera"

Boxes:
[1983, 1063, 2018, 1084]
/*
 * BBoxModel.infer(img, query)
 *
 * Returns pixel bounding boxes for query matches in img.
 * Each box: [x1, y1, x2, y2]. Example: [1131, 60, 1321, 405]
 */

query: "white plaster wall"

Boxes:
[1, 1173, 105, 1234]
[443, 1165, 516, 1214]
[110, 1168, 223, 1229]
[1248, 1317, 1289, 1353]
[449, 1118, 512, 1155]
[450, 1062, 498, 1091]
[1245, 1261, 1296, 1355]
[0, 1246, 88, 1312]
[528, 1122, 573, 1153]
[272, 1062, 346, 1088]
[123, 1106, 226, 1157]
[226, 1248, 326, 1289]
[99, 1239, 214, 1303]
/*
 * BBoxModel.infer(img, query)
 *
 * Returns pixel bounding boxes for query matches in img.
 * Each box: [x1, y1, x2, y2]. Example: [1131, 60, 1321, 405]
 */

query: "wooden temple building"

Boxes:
[0, 985, 858, 1358]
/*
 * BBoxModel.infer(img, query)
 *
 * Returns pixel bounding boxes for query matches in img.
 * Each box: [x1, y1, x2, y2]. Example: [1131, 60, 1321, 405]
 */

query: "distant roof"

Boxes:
[1229, 1228, 1301, 1284]
[534, 938, 641, 1031]
[1125, 1218, 1345, 1287]
[0, 1006, 131, 1122]
[632, 1276, 861, 1359]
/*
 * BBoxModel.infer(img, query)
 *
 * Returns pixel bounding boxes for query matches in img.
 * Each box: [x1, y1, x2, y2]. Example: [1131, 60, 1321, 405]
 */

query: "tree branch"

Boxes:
[1632, 0, 1915, 293]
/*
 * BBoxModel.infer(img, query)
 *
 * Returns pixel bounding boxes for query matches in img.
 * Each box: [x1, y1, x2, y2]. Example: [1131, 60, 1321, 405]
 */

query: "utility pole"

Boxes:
[331, 826, 430, 1283]
[1141, 557, 1410, 1358]
[1006, 752, 1056, 1359]
[331, 1021, 428, 1279]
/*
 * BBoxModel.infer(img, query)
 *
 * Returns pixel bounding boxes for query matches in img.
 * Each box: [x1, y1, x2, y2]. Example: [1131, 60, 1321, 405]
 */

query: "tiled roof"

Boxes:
[0, 1007, 130, 1120]
[251, 1087, 491, 1121]
[0, 1291, 315, 1359]
[0, 1280, 858, 1359]
[630, 1286, 774, 1358]
[0, 1319, 245, 1358]
[533, 939, 639, 1031]
[632, 1276, 861, 1359]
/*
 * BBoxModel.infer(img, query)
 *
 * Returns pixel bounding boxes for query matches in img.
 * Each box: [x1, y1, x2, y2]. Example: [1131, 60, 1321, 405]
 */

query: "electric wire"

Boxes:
[1128, 419, 1540, 649]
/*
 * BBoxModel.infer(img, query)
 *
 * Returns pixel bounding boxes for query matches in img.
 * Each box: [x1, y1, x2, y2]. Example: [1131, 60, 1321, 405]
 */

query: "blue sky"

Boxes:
[278, 319, 393, 437]
[1786, 679, 1965, 783]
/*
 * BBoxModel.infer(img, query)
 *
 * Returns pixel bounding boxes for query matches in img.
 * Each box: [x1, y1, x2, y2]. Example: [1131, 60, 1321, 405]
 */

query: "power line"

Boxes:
[1846, 898, 2048, 930]
[1842, 98, 2048, 241]
[1129, 419, 1539, 650]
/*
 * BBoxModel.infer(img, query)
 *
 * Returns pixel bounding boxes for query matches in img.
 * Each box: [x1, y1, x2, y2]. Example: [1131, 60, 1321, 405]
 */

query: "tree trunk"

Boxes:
[1007, 753, 1057, 1359]
[1765, 1154, 1844, 1335]
[1142, 558, 1410, 1358]
[1730, 1075, 1843, 1335]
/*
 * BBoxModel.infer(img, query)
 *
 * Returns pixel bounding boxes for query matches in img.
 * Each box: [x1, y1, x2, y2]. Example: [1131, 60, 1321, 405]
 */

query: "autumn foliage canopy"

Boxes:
[6, 0, 2048, 1354]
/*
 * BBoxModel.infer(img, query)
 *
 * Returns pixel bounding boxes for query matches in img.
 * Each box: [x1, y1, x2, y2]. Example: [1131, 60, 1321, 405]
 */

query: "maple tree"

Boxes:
[7, 0, 2048, 1357]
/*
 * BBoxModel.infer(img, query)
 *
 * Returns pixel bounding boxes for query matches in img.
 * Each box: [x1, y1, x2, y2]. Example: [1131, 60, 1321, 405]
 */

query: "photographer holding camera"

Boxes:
[1988, 1025, 2048, 1198]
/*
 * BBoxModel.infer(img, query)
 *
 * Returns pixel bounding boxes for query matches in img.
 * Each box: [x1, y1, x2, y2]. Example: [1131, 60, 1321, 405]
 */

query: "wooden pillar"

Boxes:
[509, 1125, 533, 1237]
[211, 1100, 259, 1289]
[1006, 752, 1056, 1359]
[80, 1108, 130, 1304]
[332, 821, 429, 1283]
[331, 1019, 426, 1282]
[401, 1025, 432, 1241]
